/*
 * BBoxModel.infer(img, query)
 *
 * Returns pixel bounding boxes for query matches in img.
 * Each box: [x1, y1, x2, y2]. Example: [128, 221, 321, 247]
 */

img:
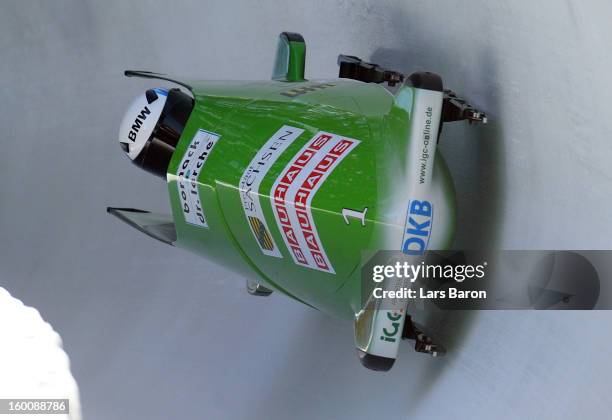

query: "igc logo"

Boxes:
[380, 311, 403, 342]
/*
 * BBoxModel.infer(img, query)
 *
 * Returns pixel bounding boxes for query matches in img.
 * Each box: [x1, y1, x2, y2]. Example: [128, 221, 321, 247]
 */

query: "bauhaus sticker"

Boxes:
[239, 125, 304, 257]
[176, 129, 220, 228]
[270, 131, 360, 273]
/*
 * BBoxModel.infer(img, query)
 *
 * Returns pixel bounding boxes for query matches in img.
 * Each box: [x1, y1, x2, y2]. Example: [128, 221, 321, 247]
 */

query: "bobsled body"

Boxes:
[111, 32, 489, 369]
[166, 78, 455, 320]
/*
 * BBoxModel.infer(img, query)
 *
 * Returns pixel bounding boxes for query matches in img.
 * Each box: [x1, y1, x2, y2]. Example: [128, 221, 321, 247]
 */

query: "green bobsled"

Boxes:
[110, 32, 487, 370]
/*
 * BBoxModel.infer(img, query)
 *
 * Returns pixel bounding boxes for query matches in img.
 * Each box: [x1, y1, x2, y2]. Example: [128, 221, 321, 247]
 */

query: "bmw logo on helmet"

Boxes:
[118, 87, 194, 178]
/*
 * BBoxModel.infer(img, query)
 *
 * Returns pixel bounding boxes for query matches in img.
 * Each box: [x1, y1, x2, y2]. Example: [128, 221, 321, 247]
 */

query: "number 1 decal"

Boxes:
[342, 207, 368, 226]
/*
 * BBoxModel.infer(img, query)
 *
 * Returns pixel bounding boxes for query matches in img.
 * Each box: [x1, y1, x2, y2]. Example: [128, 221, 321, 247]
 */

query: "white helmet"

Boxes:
[118, 88, 193, 177]
[119, 88, 168, 160]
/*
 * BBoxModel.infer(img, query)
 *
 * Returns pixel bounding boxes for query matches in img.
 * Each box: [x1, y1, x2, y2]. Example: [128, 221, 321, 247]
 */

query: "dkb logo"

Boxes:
[402, 200, 433, 255]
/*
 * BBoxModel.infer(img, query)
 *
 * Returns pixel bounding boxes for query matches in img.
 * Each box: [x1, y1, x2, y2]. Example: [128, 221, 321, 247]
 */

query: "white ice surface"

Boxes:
[0, 288, 81, 420]
[1, 1, 612, 419]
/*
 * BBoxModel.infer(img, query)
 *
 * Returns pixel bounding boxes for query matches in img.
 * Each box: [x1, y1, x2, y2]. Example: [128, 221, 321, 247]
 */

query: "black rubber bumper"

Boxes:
[407, 71, 443, 92]
[357, 349, 396, 371]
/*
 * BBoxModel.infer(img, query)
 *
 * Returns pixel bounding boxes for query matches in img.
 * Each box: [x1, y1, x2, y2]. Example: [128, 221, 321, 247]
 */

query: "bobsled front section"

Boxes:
[345, 74, 457, 371]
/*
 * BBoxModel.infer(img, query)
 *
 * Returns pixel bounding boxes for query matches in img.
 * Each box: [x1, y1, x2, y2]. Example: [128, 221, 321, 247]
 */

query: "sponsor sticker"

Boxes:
[270, 132, 360, 273]
[399, 89, 441, 255]
[280, 83, 335, 98]
[239, 125, 304, 257]
[176, 129, 220, 227]
[369, 87, 443, 359]
[401, 199, 434, 255]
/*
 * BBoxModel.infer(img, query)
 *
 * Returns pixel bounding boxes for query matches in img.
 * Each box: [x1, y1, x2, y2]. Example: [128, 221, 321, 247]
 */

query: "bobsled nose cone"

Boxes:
[118, 88, 194, 178]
